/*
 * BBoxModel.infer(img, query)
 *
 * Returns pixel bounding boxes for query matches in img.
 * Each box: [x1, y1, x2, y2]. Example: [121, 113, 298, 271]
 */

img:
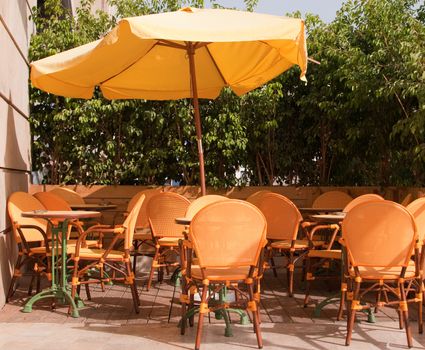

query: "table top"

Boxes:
[175, 217, 191, 225]
[22, 210, 101, 219]
[309, 213, 346, 223]
[69, 203, 117, 211]
[299, 208, 344, 214]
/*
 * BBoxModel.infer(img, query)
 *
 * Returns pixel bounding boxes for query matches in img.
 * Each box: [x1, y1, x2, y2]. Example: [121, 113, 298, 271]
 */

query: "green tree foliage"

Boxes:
[29, 0, 425, 187]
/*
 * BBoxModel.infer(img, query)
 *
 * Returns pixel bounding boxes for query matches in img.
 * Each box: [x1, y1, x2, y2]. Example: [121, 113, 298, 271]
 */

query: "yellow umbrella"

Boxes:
[31, 7, 308, 195]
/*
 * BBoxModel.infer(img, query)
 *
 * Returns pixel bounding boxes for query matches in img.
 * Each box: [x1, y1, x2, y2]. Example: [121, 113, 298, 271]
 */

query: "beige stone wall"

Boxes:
[0, 0, 34, 307]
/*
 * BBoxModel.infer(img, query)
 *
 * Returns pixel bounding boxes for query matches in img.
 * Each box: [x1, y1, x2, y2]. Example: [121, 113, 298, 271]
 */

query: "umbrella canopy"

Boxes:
[31, 7, 308, 195]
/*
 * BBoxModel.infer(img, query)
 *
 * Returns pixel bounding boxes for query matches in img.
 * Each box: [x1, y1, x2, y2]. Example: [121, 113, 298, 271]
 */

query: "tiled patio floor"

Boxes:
[1, 268, 424, 349]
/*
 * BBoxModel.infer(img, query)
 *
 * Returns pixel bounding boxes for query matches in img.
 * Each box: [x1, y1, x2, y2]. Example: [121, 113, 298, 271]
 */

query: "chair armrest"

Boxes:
[16, 224, 51, 253]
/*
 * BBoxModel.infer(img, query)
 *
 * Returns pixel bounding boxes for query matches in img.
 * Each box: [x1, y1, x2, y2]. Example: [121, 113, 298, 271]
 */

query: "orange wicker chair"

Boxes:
[246, 190, 271, 208]
[182, 200, 267, 350]
[49, 187, 85, 205]
[406, 197, 425, 332]
[341, 200, 420, 347]
[312, 190, 353, 209]
[126, 188, 162, 272]
[6, 192, 51, 301]
[255, 193, 324, 297]
[146, 192, 190, 290]
[303, 194, 384, 314]
[33, 191, 101, 249]
[70, 194, 146, 313]
[185, 194, 229, 220]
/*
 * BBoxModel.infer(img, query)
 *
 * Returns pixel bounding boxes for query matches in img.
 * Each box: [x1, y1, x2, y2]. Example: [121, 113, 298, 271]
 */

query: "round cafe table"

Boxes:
[21, 210, 101, 317]
[69, 203, 117, 211]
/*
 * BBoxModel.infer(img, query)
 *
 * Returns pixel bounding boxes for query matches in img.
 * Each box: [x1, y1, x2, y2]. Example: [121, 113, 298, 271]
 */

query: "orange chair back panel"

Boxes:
[49, 187, 85, 205]
[342, 200, 417, 267]
[185, 195, 229, 220]
[34, 191, 72, 211]
[127, 188, 161, 229]
[7, 192, 47, 243]
[256, 193, 302, 240]
[343, 193, 384, 213]
[246, 190, 271, 208]
[123, 194, 145, 249]
[147, 192, 190, 238]
[189, 200, 267, 268]
[407, 197, 425, 242]
[313, 191, 352, 209]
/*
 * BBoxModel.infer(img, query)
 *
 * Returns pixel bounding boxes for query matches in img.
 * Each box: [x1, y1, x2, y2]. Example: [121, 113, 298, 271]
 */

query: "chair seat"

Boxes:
[134, 227, 152, 241]
[158, 237, 181, 246]
[191, 265, 256, 281]
[68, 239, 100, 248]
[308, 249, 341, 259]
[74, 248, 125, 260]
[270, 239, 325, 250]
[350, 265, 417, 280]
[30, 246, 75, 255]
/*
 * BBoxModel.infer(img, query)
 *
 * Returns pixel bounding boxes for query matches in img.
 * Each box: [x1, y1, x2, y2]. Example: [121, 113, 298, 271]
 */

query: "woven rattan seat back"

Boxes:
[7, 192, 47, 243]
[34, 191, 72, 211]
[406, 197, 425, 242]
[147, 192, 190, 238]
[246, 190, 271, 208]
[256, 193, 302, 241]
[185, 195, 229, 220]
[123, 194, 145, 249]
[342, 200, 417, 267]
[189, 200, 267, 268]
[127, 188, 161, 229]
[49, 187, 85, 205]
[312, 191, 352, 209]
[343, 193, 384, 213]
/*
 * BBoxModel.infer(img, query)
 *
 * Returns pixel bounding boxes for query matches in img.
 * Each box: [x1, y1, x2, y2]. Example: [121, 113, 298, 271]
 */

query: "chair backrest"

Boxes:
[49, 187, 85, 205]
[123, 194, 145, 249]
[127, 188, 161, 229]
[147, 192, 190, 238]
[246, 190, 271, 208]
[34, 191, 72, 211]
[7, 192, 47, 243]
[256, 193, 302, 241]
[185, 195, 229, 220]
[406, 197, 425, 242]
[312, 190, 352, 209]
[343, 193, 384, 213]
[342, 200, 417, 267]
[189, 200, 267, 268]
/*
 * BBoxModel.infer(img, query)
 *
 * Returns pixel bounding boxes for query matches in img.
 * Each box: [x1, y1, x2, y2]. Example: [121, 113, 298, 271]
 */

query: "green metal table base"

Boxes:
[180, 306, 249, 337]
[313, 293, 375, 323]
[179, 285, 250, 337]
[22, 219, 80, 318]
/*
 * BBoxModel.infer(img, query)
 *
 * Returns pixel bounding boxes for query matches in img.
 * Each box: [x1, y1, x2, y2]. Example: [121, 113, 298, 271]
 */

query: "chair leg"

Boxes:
[147, 247, 160, 291]
[419, 282, 424, 334]
[248, 283, 263, 348]
[399, 281, 413, 348]
[303, 255, 312, 307]
[85, 275, 92, 300]
[287, 252, 294, 297]
[195, 284, 208, 350]
[345, 279, 360, 346]
[337, 281, 346, 321]
[7, 255, 23, 302]
[132, 240, 139, 273]
[125, 260, 139, 314]
[270, 257, 278, 278]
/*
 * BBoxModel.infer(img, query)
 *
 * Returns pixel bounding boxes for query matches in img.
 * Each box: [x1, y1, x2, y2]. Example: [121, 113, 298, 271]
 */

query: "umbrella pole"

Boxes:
[187, 43, 206, 196]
